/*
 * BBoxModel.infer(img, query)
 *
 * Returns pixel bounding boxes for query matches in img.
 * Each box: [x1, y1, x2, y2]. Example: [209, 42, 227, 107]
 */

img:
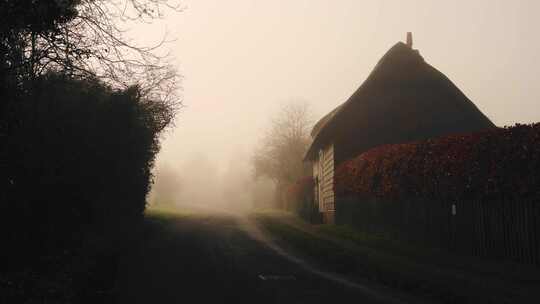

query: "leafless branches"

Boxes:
[6, 0, 183, 118]
[253, 102, 313, 185]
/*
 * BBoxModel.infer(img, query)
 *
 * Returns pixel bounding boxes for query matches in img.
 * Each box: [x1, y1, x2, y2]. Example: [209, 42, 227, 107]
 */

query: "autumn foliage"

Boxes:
[335, 123, 540, 202]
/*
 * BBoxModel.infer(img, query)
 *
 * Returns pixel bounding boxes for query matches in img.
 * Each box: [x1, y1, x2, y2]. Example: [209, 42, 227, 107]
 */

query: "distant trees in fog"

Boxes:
[149, 164, 183, 207]
[252, 102, 312, 208]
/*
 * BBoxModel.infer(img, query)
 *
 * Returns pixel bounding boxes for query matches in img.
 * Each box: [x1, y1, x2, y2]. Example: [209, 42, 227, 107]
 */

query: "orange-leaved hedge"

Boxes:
[335, 123, 540, 201]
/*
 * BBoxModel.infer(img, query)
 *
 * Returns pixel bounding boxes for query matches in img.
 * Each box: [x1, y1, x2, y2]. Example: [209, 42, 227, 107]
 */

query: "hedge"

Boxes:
[335, 123, 540, 202]
[1, 73, 169, 263]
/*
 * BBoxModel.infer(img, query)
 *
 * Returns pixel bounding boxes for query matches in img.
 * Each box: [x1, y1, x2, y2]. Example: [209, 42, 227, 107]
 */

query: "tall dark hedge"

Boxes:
[1, 73, 165, 262]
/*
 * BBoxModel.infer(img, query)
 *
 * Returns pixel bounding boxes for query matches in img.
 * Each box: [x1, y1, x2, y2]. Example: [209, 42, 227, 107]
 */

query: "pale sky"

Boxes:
[134, 0, 540, 177]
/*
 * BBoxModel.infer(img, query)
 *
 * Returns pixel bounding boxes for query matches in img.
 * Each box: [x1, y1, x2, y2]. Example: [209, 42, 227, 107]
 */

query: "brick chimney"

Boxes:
[406, 32, 413, 48]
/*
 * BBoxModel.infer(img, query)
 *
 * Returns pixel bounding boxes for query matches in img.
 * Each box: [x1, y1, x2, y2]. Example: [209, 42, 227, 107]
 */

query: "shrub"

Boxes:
[286, 176, 318, 221]
[0, 73, 171, 260]
[335, 123, 540, 202]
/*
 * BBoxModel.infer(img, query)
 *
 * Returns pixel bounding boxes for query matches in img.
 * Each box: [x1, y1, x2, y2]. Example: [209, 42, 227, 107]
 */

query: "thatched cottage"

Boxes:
[305, 33, 494, 223]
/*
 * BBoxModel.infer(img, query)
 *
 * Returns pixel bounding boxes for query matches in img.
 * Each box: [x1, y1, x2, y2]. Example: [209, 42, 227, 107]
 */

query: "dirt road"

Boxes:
[113, 210, 408, 304]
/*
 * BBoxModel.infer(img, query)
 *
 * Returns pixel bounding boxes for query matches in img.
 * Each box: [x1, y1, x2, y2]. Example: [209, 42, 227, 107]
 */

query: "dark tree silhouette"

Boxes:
[0, 2, 181, 293]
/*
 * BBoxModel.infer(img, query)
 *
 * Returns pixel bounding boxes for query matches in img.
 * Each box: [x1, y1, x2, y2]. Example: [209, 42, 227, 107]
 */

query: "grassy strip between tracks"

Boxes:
[253, 211, 540, 304]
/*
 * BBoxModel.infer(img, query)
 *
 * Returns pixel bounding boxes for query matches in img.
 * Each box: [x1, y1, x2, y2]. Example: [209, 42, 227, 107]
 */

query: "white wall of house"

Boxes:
[312, 143, 335, 212]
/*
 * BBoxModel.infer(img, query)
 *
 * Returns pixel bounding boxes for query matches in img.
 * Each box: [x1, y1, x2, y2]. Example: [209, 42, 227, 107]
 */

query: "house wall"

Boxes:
[313, 143, 335, 222]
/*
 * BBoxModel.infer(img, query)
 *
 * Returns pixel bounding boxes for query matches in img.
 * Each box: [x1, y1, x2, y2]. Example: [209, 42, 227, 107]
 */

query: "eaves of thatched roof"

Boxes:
[305, 41, 494, 161]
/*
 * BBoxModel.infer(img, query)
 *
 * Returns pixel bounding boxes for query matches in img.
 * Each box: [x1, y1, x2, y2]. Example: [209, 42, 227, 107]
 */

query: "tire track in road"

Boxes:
[237, 216, 411, 304]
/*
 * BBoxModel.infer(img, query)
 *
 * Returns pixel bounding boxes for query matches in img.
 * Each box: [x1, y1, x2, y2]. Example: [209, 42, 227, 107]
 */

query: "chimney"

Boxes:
[406, 32, 413, 48]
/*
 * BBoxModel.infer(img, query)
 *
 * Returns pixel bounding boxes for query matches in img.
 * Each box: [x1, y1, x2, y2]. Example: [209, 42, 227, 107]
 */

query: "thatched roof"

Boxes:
[305, 41, 494, 161]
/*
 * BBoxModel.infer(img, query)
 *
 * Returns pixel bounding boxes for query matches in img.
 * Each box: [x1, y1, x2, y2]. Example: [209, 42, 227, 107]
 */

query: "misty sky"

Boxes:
[133, 0, 540, 179]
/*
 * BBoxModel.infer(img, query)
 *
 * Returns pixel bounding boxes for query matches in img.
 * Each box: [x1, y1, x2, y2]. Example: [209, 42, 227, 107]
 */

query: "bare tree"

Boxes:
[2, 0, 182, 116]
[252, 102, 312, 208]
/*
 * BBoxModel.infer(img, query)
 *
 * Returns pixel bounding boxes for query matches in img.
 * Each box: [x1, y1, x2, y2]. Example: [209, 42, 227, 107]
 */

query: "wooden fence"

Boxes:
[336, 196, 540, 265]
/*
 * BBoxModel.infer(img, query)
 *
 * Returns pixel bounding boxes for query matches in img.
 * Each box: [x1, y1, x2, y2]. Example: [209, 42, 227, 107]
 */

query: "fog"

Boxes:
[148, 150, 275, 212]
[142, 0, 540, 211]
